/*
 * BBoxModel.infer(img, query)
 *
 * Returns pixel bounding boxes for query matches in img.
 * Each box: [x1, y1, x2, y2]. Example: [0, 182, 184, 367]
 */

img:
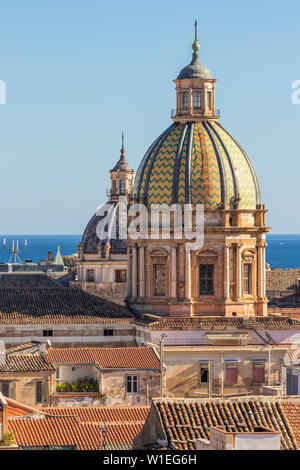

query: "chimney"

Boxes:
[196, 426, 281, 450]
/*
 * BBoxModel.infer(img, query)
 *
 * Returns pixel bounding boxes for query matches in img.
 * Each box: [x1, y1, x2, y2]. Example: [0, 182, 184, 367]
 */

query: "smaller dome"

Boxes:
[81, 202, 127, 255]
[111, 147, 133, 172]
[177, 40, 214, 80]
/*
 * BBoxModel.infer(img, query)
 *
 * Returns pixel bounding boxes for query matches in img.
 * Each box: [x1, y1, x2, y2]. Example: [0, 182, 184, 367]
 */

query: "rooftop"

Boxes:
[0, 354, 54, 373]
[40, 405, 150, 423]
[0, 273, 61, 288]
[138, 397, 300, 450]
[45, 346, 160, 370]
[0, 287, 133, 324]
[135, 315, 300, 330]
[4, 398, 150, 450]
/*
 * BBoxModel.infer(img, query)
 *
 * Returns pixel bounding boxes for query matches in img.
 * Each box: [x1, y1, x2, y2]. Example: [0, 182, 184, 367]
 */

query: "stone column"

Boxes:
[262, 241, 267, 299]
[139, 245, 145, 298]
[224, 243, 230, 300]
[235, 244, 242, 300]
[185, 249, 191, 300]
[171, 244, 177, 299]
[132, 244, 137, 299]
[126, 249, 131, 297]
[257, 240, 267, 300]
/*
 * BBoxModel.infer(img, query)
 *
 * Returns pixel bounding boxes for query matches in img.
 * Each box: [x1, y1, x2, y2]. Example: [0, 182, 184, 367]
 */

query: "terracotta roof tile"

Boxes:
[149, 398, 300, 450]
[0, 355, 54, 372]
[6, 397, 50, 418]
[0, 287, 133, 324]
[0, 274, 61, 288]
[45, 347, 160, 369]
[5, 341, 42, 355]
[135, 316, 300, 330]
[40, 405, 150, 423]
[8, 407, 147, 449]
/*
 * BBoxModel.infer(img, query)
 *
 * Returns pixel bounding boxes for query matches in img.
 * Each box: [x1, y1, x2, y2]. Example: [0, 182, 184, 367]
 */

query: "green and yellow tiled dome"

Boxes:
[133, 121, 260, 209]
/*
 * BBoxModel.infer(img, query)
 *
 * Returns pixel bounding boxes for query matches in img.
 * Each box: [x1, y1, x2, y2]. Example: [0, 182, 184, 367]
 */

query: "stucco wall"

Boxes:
[100, 370, 161, 406]
[164, 349, 285, 398]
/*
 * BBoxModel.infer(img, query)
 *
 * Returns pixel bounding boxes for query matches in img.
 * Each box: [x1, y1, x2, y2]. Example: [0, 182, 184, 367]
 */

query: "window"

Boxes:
[87, 269, 95, 282]
[200, 367, 209, 383]
[36, 381, 46, 403]
[43, 330, 53, 337]
[1, 381, 16, 399]
[56, 368, 60, 380]
[182, 91, 189, 109]
[207, 91, 213, 110]
[104, 329, 114, 337]
[126, 375, 139, 394]
[253, 363, 265, 383]
[199, 264, 214, 296]
[193, 91, 201, 109]
[243, 263, 251, 294]
[115, 269, 126, 283]
[120, 180, 125, 195]
[226, 364, 238, 384]
[154, 265, 166, 296]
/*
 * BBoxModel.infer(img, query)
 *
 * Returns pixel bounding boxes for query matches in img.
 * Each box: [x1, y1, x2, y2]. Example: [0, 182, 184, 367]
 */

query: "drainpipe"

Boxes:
[268, 341, 271, 387]
[221, 352, 224, 398]
[160, 334, 168, 397]
[100, 372, 104, 394]
[208, 360, 213, 398]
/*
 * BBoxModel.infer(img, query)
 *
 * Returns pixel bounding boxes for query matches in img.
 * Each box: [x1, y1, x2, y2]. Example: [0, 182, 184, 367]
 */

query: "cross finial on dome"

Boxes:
[121, 132, 125, 158]
[192, 20, 200, 53]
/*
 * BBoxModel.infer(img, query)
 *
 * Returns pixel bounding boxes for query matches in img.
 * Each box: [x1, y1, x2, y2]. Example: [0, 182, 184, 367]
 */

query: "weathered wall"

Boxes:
[0, 371, 55, 406]
[97, 370, 161, 406]
[164, 348, 285, 398]
[267, 268, 300, 293]
[133, 403, 166, 449]
[0, 323, 136, 348]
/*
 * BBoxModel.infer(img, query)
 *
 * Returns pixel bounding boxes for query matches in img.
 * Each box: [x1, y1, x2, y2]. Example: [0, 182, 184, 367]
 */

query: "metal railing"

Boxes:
[171, 108, 220, 118]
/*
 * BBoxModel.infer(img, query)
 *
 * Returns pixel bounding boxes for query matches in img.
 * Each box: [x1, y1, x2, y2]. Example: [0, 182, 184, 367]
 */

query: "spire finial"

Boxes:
[120, 132, 125, 158]
[192, 20, 200, 53]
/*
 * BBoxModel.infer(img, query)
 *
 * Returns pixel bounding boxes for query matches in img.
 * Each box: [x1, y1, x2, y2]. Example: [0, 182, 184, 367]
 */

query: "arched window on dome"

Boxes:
[207, 91, 213, 111]
[182, 91, 189, 110]
[120, 180, 125, 195]
[193, 91, 201, 111]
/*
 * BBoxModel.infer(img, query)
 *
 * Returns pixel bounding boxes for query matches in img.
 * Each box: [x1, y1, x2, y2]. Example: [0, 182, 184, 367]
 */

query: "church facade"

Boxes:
[76, 29, 269, 318]
[126, 32, 269, 318]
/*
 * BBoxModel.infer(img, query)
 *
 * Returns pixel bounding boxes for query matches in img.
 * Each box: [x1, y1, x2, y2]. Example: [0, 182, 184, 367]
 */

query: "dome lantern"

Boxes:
[172, 21, 219, 122]
[109, 133, 135, 202]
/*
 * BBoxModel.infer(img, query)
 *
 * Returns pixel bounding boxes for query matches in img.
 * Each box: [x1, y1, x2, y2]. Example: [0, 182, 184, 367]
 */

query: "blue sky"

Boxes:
[0, 0, 299, 234]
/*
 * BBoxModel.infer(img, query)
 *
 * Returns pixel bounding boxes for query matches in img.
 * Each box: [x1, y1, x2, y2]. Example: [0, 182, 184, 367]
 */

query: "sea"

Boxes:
[0, 234, 299, 270]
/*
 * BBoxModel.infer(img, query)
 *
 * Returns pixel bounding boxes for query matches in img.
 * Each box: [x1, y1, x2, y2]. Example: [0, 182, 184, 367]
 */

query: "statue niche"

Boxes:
[150, 248, 168, 298]
[154, 264, 166, 296]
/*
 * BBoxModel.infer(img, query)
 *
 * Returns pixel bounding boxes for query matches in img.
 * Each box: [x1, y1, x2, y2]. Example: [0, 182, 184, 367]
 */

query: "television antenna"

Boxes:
[1, 238, 28, 263]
